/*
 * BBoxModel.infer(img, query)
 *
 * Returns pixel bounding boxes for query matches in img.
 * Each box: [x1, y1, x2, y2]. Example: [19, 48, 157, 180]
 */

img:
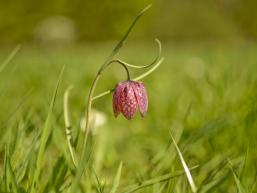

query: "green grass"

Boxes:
[0, 41, 257, 193]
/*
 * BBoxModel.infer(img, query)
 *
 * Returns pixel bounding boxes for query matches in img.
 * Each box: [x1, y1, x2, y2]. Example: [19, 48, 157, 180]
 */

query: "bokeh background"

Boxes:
[0, 0, 257, 193]
[1, 0, 257, 44]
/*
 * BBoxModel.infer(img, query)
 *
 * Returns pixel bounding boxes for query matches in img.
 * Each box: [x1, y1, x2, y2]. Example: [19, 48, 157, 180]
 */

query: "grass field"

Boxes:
[0, 41, 257, 193]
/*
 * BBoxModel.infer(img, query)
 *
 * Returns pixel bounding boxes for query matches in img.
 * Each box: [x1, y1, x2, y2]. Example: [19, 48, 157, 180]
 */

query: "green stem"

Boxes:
[110, 39, 162, 70]
[92, 57, 164, 101]
[64, 86, 77, 167]
[83, 74, 100, 142]
[83, 60, 130, 142]
[70, 59, 131, 192]
[102, 60, 131, 80]
[71, 5, 152, 192]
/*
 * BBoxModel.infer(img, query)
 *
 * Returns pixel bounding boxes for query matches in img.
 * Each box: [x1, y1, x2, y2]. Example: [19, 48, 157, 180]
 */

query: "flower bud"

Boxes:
[113, 80, 148, 119]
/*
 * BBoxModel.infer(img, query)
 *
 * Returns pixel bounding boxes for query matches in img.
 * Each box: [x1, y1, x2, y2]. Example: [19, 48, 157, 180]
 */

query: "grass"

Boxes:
[0, 41, 257, 193]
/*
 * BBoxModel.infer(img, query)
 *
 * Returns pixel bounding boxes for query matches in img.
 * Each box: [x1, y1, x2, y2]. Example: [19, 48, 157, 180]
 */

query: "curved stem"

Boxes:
[133, 57, 164, 80]
[91, 39, 163, 101]
[92, 89, 114, 101]
[83, 60, 131, 142]
[92, 57, 164, 101]
[102, 60, 131, 80]
[73, 59, 130, 187]
[111, 39, 162, 69]
[83, 74, 100, 141]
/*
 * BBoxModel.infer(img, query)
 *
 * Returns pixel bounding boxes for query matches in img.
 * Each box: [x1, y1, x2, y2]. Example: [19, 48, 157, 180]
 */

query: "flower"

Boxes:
[113, 80, 148, 119]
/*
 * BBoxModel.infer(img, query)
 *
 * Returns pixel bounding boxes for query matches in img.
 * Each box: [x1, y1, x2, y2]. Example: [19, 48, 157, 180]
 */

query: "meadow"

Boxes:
[0, 40, 257, 193]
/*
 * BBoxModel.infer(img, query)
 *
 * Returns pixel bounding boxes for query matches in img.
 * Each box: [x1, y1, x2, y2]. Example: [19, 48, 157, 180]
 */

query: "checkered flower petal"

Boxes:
[113, 80, 148, 119]
[132, 82, 148, 117]
[112, 82, 125, 117]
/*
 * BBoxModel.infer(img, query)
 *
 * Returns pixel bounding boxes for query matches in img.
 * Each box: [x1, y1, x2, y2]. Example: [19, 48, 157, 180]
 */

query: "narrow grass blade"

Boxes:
[199, 158, 242, 193]
[3, 145, 8, 192]
[199, 174, 230, 193]
[198, 157, 234, 193]
[169, 129, 197, 193]
[92, 168, 105, 193]
[181, 116, 228, 151]
[228, 161, 246, 193]
[240, 146, 249, 181]
[17, 132, 39, 183]
[29, 66, 65, 193]
[110, 161, 123, 193]
[198, 157, 227, 189]
[0, 45, 21, 73]
[0, 89, 32, 130]
[250, 172, 257, 193]
[120, 165, 198, 193]
[43, 156, 68, 193]
[101, 4, 152, 69]
[6, 147, 19, 193]
[70, 139, 93, 193]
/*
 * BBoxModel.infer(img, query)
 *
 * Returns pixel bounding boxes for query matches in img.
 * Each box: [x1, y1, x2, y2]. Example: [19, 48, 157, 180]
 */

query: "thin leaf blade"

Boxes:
[110, 161, 123, 193]
[169, 129, 197, 193]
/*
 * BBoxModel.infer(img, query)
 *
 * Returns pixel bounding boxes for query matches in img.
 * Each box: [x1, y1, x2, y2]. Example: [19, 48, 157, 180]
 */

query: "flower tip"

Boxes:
[140, 112, 146, 118]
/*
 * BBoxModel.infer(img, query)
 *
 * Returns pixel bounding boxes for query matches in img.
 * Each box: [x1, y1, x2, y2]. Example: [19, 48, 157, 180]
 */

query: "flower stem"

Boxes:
[91, 57, 164, 101]
[109, 39, 162, 70]
[83, 73, 100, 142]
[83, 60, 131, 143]
[71, 5, 152, 193]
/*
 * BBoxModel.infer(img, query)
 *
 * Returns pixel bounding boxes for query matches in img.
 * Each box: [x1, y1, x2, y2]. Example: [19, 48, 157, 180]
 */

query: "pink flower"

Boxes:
[113, 80, 148, 119]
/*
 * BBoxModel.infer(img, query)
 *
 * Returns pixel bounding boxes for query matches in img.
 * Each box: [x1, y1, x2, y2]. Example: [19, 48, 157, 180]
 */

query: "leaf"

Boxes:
[0, 45, 21, 73]
[43, 156, 68, 193]
[3, 145, 8, 192]
[92, 168, 105, 193]
[228, 161, 246, 193]
[101, 4, 152, 68]
[120, 166, 198, 193]
[110, 162, 123, 193]
[169, 129, 197, 193]
[6, 146, 19, 193]
[29, 66, 65, 193]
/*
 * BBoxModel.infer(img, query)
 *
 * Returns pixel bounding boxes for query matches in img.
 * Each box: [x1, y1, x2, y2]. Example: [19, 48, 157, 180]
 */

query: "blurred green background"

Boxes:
[1, 0, 257, 193]
[1, 0, 257, 43]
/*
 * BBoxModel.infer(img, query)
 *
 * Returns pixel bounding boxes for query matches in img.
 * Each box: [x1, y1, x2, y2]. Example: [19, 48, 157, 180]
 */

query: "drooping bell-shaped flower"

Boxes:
[113, 80, 148, 120]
